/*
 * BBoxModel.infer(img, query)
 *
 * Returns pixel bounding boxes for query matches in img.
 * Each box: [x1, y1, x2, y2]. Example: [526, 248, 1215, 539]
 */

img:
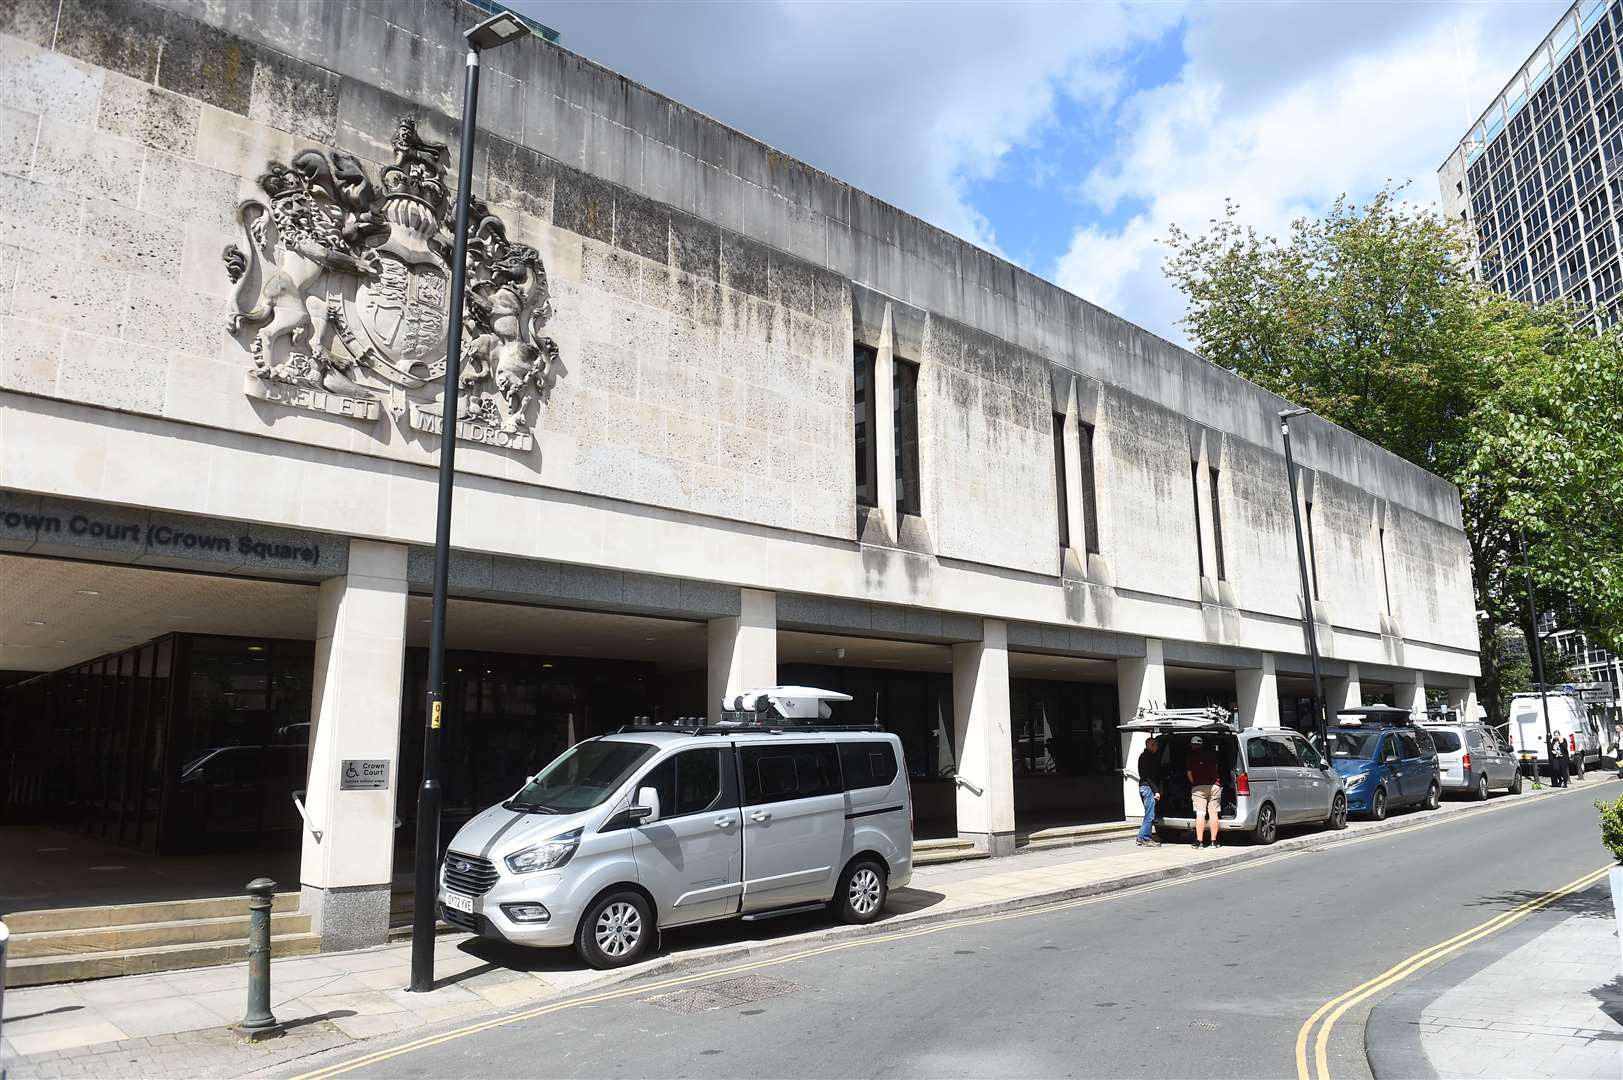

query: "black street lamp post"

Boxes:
[1520, 527, 1556, 786]
[410, 8, 532, 996]
[1279, 408, 1329, 753]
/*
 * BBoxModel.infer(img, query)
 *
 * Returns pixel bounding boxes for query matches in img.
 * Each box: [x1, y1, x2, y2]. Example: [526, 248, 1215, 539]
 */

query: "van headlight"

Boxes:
[504, 828, 582, 874]
[1344, 772, 1369, 788]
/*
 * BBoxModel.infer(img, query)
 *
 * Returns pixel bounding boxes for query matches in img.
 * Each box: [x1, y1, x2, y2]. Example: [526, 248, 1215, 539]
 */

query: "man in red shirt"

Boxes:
[1186, 736, 1222, 849]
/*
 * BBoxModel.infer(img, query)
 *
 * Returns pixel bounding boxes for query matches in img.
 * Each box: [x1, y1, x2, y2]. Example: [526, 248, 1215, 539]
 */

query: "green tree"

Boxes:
[1163, 187, 1607, 723]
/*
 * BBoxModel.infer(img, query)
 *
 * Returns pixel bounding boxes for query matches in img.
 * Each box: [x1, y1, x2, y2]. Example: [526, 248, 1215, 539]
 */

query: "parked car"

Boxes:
[437, 687, 913, 969]
[1323, 708, 1440, 820]
[1507, 691, 1599, 779]
[1419, 719, 1523, 800]
[1119, 709, 1347, 845]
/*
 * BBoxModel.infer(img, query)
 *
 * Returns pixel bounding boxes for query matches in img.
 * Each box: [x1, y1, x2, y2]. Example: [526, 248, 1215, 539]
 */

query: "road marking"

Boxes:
[291, 850, 1302, 1079]
[1293, 862, 1612, 1080]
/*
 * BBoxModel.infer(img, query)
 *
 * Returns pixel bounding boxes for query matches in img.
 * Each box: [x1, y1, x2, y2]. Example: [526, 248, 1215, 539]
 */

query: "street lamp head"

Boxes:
[1278, 407, 1311, 420]
[466, 10, 529, 51]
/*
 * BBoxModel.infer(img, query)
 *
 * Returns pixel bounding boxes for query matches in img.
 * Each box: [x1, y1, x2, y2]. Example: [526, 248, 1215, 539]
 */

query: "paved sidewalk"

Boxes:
[0, 778, 1609, 1079]
[1416, 895, 1623, 1079]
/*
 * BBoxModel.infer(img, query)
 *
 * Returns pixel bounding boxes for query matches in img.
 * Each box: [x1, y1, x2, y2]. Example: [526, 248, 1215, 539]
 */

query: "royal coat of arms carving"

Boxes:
[223, 118, 559, 450]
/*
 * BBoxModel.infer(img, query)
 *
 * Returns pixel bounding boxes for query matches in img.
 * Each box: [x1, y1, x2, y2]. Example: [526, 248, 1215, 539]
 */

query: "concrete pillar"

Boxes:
[1465, 678, 1479, 723]
[1060, 378, 1086, 560]
[1446, 686, 1470, 721]
[1117, 639, 1167, 822]
[1193, 450, 1218, 585]
[1236, 653, 1279, 729]
[707, 588, 777, 721]
[300, 540, 408, 951]
[1324, 661, 1361, 715]
[952, 619, 1015, 855]
[1399, 672, 1427, 717]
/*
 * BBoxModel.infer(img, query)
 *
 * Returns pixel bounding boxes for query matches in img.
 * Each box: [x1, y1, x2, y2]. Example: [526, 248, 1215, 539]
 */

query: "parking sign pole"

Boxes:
[1520, 528, 1556, 782]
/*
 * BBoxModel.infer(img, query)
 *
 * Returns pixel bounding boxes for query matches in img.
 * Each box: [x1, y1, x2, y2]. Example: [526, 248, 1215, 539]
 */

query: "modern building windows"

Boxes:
[853, 345, 877, 508]
[1079, 422, 1101, 554]
[1209, 466, 1226, 582]
[893, 358, 921, 517]
[1052, 412, 1069, 550]
[1190, 461, 1205, 579]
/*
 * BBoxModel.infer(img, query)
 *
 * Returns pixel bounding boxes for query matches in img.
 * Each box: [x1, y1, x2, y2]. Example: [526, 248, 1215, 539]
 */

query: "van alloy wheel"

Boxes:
[1255, 803, 1277, 845]
[1476, 774, 1490, 801]
[595, 901, 643, 957]
[1372, 787, 1388, 820]
[1425, 782, 1440, 810]
[1511, 771, 1523, 795]
[1328, 793, 1348, 830]
[848, 867, 883, 917]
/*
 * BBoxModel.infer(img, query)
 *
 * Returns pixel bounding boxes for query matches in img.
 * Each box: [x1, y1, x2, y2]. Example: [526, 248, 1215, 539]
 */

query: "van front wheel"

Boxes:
[576, 889, 653, 970]
[834, 858, 888, 925]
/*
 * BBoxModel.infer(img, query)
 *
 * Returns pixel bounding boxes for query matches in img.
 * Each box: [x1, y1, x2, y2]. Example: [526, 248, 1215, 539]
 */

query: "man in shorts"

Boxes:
[1186, 735, 1221, 849]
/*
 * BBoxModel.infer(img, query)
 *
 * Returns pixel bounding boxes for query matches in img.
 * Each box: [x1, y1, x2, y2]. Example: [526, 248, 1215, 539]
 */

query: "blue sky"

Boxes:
[516, 0, 1569, 346]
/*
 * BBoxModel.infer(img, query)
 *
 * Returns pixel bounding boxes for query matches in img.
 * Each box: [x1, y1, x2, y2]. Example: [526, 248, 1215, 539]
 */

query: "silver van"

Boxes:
[437, 687, 913, 968]
[1121, 709, 1348, 845]
[1420, 719, 1523, 799]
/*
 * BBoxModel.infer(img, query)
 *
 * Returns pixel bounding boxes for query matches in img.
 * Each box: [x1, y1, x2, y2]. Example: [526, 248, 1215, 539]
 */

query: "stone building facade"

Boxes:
[0, 0, 1479, 948]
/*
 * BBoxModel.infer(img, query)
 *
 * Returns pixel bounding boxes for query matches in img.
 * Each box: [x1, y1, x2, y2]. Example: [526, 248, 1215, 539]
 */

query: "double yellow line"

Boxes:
[293, 850, 1301, 1079]
[1294, 862, 1612, 1080]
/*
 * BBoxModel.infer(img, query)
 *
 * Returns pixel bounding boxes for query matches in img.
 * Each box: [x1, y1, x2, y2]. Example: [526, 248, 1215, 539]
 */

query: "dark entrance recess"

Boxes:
[777, 663, 957, 839]
[0, 634, 311, 855]
[396, 647, 695, 844]
[1009, 678, 1122, 831]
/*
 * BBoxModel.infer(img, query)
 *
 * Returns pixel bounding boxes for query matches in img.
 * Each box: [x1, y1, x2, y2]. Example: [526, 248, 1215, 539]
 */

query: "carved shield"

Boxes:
[344, 250, 450, 387]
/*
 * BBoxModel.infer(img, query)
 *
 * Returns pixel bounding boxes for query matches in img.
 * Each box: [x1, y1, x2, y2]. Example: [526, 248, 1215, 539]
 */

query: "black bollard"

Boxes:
[235, 878, 284, 1042]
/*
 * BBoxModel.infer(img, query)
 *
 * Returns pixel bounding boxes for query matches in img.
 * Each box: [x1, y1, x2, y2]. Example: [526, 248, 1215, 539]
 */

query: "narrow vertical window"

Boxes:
[1209, 466, 1226, 581]
[1306, 500, 1321, 599]
[1191, 461, 1205, 578]
[893, 358, 921, 516]
[1052, 412, 1070, 550]
[1079, 422, 1100, 554]
[1378, 526, 1392, 612]
[853, 345, 877, 508]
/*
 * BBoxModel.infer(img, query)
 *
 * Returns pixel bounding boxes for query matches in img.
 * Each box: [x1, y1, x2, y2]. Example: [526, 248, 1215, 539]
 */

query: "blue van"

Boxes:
[1322, 708, 1441, 820]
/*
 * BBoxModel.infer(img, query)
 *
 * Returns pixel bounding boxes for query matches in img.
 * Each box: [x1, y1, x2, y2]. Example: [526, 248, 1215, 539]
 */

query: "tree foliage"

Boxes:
[1163, 187, 1623, 716]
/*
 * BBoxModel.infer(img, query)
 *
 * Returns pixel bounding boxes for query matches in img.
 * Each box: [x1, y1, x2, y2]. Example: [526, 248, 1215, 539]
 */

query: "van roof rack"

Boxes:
[1333, 706, 1416, 727]
[611, 721, 884, 736]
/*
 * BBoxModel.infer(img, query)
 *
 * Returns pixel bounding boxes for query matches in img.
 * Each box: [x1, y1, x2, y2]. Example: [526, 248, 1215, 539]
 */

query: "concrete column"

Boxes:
[1324, 661, 1361, 714]
[1399, 672, 1427, 717]
[873, 304, 898, 535]
[952, 619, 1015, 855]
[1236, 653, 1279, 729]
[1446, 686, 1470, 721]
[1117, 639, 1167, 822]
[300, 540, 408, 951]
[1060, 379, 1086, 561]
[707, 588, 777, 721]
[1193, 450, 1218, 586]
[1465, 678, 1479, 723]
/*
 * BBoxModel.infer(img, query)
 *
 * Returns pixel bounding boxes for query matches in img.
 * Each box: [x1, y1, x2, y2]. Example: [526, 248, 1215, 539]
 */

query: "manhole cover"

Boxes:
[644, 974, 803, 1014]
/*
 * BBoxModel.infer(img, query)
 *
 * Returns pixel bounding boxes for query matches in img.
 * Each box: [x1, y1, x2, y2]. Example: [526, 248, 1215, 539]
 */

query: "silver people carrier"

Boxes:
[437, 687, 914, 968]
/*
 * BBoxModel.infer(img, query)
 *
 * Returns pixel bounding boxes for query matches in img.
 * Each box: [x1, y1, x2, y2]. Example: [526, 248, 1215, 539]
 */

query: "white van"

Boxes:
[437, 687, 914, 968]
[1507, 691, 1600, 778]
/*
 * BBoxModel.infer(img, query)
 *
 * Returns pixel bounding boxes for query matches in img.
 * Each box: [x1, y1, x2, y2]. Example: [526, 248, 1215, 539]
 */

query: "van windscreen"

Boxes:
[507, 740, 658, 814]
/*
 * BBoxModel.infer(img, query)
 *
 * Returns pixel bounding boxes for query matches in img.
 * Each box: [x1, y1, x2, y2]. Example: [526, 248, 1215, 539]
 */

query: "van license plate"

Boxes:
[444, 892, 474, 915]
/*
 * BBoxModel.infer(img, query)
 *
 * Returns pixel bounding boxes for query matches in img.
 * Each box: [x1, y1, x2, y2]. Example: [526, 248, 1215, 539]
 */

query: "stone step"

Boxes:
[1020, 823, 1135, 851]
[911, 837, 978, 852]
[2, 892, 300, 934]
[9, 911, 312, 958]
[5, 932, 321, 988]
[914, 846, 992, 867]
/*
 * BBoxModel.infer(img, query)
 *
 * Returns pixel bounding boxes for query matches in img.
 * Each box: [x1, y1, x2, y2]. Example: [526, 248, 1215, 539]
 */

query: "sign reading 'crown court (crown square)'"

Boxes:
[222, 118, 562, 453]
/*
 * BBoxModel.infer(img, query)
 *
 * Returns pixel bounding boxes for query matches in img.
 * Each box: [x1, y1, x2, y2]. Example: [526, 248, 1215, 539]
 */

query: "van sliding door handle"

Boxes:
[713, 816, 736, 828]
[750, 811, 771, 822]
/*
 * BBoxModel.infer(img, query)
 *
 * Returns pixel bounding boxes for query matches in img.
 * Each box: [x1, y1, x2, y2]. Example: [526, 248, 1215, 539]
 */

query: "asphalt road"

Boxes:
[319, 780, 1620, 1079]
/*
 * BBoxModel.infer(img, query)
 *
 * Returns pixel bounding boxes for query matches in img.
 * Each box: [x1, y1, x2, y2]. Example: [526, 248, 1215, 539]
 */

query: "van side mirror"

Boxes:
[629, 786, 661, 825]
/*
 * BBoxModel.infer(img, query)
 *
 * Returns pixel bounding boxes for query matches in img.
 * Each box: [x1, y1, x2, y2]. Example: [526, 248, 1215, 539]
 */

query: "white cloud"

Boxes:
[1053, 1, 1570, 346]
[513, 0, 1180, 252]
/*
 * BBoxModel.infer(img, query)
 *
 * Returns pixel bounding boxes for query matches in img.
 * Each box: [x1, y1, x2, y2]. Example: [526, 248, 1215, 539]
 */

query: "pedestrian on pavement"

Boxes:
[1131, 737, 1163, 847]
[1186, 735, 1222, 849]
[1548, 731, 1569, 787]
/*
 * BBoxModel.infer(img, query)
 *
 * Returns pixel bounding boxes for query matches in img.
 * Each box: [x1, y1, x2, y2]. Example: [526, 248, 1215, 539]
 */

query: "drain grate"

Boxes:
[644, 974, 803, 1014]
